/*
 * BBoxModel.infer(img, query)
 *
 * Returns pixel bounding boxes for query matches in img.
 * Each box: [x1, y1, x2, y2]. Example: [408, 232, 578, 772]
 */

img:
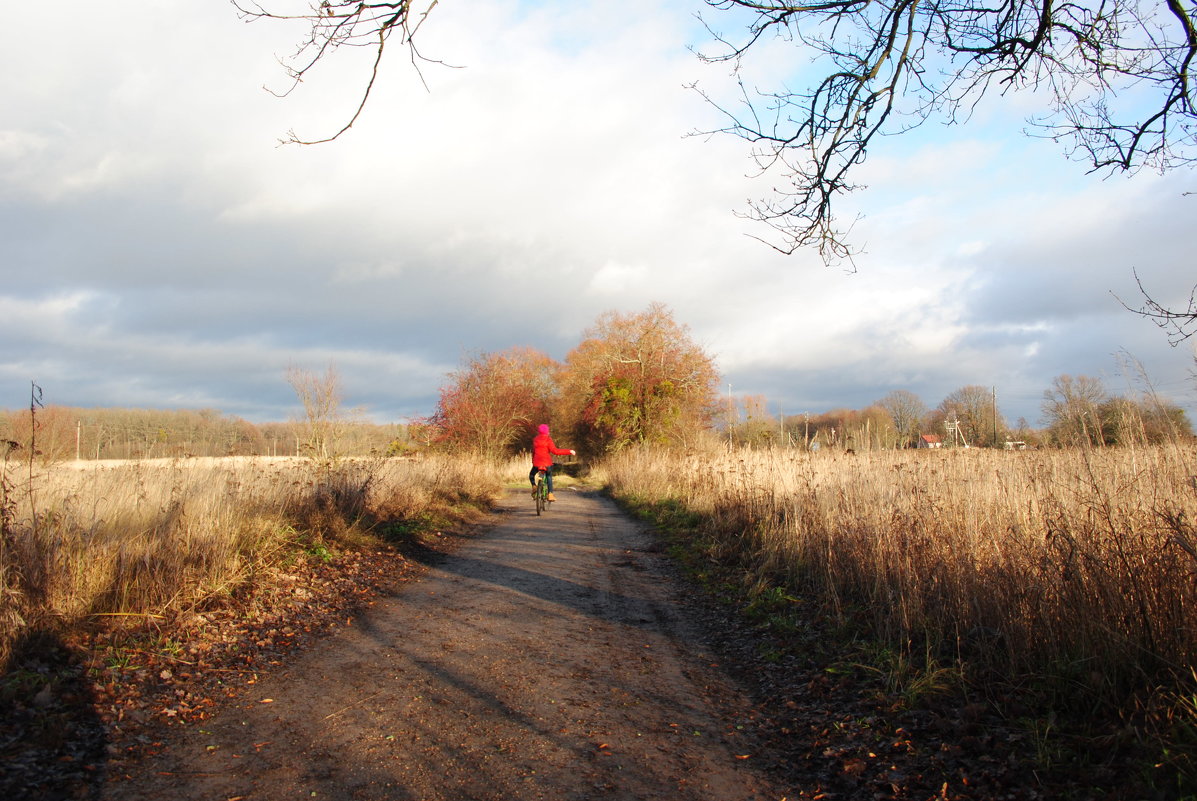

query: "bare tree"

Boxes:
[875, 389, 927, 447]
[938, 384, 1007, 446]
[286, 364, 345, 459]
[1041, 373, 1108, 445]
[694, 0, 1197, 261]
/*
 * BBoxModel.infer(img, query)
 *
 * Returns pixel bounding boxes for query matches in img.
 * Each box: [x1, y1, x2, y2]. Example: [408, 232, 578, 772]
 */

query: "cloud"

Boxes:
[1, 0, 1193, 429]
[587, 262, 649, 295]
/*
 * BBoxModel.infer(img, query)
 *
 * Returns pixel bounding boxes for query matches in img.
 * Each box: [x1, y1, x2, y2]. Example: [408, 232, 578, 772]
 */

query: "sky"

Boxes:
[2, 0, 1194, 430]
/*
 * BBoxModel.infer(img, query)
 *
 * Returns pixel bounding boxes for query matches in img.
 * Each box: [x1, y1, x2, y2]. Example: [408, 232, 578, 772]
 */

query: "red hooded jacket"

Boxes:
[531, 431, 572, 469]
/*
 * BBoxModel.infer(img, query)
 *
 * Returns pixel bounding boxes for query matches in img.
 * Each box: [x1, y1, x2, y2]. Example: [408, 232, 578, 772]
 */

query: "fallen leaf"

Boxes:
[843, 758, 867, 775]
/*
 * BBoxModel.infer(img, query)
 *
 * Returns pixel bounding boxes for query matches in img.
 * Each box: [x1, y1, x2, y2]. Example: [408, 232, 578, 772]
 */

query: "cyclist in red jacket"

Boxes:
[529, 424, 575, 502]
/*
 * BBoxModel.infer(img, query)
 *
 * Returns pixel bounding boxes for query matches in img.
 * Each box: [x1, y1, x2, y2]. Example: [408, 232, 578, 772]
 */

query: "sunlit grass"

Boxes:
[0, 455, 503, 665]
[597, 444, 1197, 719]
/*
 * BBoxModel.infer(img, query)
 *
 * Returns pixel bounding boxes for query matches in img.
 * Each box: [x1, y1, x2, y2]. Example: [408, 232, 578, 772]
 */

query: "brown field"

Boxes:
[0, 454, 506, 664]
[4, 445, 1195, 786]
[8, 445, 1194, 692]
[596, 443, 1197, 769]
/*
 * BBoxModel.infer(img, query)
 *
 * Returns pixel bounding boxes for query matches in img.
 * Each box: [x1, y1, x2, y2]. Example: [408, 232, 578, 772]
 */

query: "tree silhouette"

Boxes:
[1118, 268, 1197, 345]
[237, 0, 1197, 262]
[693, 0, 1197, 261]
[233, 0, 445, 144]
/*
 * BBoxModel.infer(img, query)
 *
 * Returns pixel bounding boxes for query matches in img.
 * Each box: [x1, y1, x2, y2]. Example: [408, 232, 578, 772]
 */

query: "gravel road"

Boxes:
[107, 489, 789, 800]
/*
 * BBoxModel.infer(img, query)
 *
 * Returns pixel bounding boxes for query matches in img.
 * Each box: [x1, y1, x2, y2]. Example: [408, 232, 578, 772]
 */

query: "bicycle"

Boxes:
[532, 467, 552, 515]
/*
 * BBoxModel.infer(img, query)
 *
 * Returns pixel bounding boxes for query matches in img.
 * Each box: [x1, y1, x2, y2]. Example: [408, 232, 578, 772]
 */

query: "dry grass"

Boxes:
[597, 444, 1197, 707]
[599, 443, 1197, 785]
[0, 455, 503, 666]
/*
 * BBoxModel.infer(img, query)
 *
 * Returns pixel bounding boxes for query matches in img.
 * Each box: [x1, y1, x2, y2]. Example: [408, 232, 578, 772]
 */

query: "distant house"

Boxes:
[917, 434, 943, 449]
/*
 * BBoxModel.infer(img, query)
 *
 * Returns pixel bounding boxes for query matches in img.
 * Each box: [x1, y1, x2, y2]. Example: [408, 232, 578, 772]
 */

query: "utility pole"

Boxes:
[727, 384, 733, 449]
[992, 386, 998, 447]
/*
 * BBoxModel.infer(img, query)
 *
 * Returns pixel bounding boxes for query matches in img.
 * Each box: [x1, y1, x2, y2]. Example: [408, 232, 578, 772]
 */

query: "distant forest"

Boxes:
[0, 405, 415, 461]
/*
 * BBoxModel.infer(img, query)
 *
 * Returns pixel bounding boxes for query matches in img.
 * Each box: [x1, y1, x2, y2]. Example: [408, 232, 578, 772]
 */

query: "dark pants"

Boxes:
[529, 464, 553, 493]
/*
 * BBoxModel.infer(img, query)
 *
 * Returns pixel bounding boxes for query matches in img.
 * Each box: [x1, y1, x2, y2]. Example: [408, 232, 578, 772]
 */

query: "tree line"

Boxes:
[729, 381, 1191, 451]
[3, 303, 1189, 462]
[430, 304, 1191, 457]
[428, 303, 720, 459]
[0, 303, 723, 462]
[0, 405, 415, 462]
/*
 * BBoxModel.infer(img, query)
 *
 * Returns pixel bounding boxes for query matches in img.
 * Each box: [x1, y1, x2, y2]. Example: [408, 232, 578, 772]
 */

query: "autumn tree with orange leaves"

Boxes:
[558, 303, 720, 452]
[429, 347, 559, 460]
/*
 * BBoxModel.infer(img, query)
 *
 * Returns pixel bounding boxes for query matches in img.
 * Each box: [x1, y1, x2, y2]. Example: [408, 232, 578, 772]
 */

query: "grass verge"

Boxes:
[597, 445, 1197, 798]
[0, 454, 502, 667]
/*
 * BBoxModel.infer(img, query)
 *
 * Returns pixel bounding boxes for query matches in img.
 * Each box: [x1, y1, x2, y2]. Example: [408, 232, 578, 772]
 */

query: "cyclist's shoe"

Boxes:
[547, 492, 556, 502]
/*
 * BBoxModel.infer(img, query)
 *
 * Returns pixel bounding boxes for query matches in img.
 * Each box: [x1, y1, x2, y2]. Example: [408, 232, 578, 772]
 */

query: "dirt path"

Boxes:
[106, 489, 789, 801]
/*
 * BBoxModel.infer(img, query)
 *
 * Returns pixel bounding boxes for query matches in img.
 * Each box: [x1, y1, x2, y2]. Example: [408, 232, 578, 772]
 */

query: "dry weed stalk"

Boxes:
[602, 444, 1197, 697]
[0, 455, 502, 666]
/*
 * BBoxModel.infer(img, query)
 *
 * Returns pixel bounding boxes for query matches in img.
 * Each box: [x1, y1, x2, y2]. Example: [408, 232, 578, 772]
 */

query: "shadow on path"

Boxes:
[405, 550, 662, 628]
[1, 629, 107, 801]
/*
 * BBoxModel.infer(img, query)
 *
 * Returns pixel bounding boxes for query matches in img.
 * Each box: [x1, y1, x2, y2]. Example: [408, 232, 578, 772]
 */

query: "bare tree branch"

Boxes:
[232, 0, 448, 144]
[1114, 268, 1197, 345]
[235, 1, 1195, 263]
[692, 0, 1197, 261]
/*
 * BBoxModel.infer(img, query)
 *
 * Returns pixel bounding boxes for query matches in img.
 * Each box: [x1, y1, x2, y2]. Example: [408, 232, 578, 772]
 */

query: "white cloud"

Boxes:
[0, 0, 1193, 427]
[587, 262, 648, 295]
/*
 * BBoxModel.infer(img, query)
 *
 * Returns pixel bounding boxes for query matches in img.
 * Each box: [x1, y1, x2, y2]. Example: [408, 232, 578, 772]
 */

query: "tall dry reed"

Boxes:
[599, 444, 1197, 698]
[0, 455, 503, 666]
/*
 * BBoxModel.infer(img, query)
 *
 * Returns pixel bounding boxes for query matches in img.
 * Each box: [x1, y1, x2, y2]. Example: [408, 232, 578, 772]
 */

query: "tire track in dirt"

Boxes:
[106, 489, 789, 800]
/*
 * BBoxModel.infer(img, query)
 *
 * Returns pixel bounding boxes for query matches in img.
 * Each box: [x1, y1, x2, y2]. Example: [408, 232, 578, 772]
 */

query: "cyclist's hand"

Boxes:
[570, 450, 577, 455]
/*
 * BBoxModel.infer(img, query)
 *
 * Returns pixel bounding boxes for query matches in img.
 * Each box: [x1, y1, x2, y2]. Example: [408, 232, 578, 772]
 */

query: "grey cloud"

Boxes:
[3, 1, 1194, 430]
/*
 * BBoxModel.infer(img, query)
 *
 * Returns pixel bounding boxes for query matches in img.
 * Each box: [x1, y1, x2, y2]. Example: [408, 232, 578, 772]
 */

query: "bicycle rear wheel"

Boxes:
[534, 478, 544, 515]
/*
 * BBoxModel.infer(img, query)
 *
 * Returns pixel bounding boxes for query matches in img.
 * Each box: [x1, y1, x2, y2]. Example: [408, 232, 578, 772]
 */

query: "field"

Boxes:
[0, 454, 506, 665]
[597, 443, 1197, 786]
[3, 444, 1196, 790]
